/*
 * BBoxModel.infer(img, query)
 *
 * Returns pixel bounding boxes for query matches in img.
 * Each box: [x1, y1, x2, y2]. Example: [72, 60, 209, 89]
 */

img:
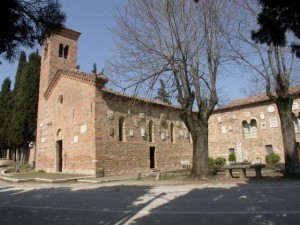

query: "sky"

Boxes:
[0, 0, 249, 102]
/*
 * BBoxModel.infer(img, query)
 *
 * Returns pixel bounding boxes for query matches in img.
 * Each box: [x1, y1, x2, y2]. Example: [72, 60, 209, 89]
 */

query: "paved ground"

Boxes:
[1, 166, 300, 224]
[0, 174, 300, 225]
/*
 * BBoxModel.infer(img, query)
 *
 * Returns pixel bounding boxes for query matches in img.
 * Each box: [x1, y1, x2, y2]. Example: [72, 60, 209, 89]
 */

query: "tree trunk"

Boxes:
[190, 123, 209, 178]
[276, 100, 300, 175]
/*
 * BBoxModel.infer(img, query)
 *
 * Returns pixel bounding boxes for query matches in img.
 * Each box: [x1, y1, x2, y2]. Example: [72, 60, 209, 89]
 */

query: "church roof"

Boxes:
[44, 67, 300, 113]
[44, 69, 108, 100]
[216, 84, 300, 112]
[101, 88, 179, 110]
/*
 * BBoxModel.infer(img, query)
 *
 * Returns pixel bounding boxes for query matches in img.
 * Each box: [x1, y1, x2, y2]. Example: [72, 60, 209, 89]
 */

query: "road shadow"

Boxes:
[0, 172, 299, 225]
[131, 176, 300, 225]
[0, 184, 156, 225]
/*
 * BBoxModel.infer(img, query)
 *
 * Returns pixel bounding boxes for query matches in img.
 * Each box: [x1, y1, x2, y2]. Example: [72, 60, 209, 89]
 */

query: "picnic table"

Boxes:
[223, 163, 266, 179]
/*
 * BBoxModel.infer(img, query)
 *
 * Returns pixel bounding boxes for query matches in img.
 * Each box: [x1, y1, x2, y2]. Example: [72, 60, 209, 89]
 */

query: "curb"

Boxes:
[77, 177, 135, 183]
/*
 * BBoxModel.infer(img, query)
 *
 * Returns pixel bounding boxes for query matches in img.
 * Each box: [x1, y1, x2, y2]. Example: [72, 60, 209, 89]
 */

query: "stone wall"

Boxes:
[208, 100, 300, 163]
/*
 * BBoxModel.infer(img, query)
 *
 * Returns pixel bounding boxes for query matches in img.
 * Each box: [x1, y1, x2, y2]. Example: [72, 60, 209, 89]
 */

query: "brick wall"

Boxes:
[95, 92, 193, 176]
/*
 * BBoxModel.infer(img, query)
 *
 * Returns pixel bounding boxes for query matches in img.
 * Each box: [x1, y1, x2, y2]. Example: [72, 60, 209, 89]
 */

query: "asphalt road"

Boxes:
[1, 179, 300, 225]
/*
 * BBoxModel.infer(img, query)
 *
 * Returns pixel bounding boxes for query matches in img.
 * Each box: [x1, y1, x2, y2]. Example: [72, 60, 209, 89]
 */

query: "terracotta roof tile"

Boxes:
[217, 84, 300, 111]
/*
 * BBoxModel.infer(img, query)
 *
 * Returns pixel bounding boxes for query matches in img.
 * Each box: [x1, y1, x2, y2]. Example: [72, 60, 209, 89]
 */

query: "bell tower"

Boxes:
[40, 28, 81, 90]
[35, 28, 81, 171]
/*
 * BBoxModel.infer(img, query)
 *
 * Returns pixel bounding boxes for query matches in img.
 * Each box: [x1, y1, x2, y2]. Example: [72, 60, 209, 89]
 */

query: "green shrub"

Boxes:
[214, 157, 226, 166]
[229, 153, 236, 162]
[265, 153, 280, 164]
[212, 166, 219, 175]
[208, 157, 215, 167]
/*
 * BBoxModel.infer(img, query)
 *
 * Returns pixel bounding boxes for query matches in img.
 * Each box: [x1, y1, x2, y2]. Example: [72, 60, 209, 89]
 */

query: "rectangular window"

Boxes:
[119, 118, 124, 141]
[59, 43, 63, 58]
[265, 145, 274, 155]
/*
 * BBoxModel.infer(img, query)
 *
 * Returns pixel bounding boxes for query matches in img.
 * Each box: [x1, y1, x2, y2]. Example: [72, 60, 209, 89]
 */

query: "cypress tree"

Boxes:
[14, 51, 27, 92]
[0, 78, 12, 156]
[22, 52, 41, 143]
[155, 79, 171, 104]
[8, 52, 28, 149]
[92, 63, 97, 73]
[8, 51, 40, 163]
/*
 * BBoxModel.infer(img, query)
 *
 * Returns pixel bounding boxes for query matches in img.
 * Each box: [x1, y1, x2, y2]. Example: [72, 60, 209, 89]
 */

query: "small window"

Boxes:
[170, 123, 174, 143]
[149, 120, 153, 142]
[63, 45, 69, 59]
[58, 43, 69, 59]
[265, 145, 274, 155]
[119, 117, 124, 142]
[58, 95, 63, 104]
[59, 44, 64, 58]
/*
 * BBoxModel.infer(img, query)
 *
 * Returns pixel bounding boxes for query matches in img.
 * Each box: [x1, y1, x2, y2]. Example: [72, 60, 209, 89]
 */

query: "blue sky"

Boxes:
[0, 0, 248, 102]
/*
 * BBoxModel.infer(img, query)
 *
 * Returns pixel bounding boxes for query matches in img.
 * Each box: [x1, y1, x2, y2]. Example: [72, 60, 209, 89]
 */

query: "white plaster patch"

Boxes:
[141, 128, 146, 137]
[73, 136, 79, 143]
[244, 112, 251, 118]
[267, 105, 275, 113]
[292, 101, 299, 111]
[80, 124, 87, 133]
[139, 113, 145, 119]
[129, 130, 134, 137]
[107, 111, 114, 120]
[269, 117, 278, 128]
[221, 126, 227, 134]
[161, 132, 165, 140]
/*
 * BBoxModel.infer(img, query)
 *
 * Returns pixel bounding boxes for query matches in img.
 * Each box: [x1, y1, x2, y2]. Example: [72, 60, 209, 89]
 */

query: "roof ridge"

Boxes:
[44, 69, 108, 100]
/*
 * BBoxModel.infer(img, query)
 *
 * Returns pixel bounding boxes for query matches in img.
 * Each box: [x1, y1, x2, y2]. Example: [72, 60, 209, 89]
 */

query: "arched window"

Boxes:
[58, 43, 69, 59]
[250, 119, 257, 137]
[242, 120, 249, 138]
[118, 117, 124, 141]
[243, 119, 257, 139]
[149, 120, 153, 142]
[170, 123, 174, 143]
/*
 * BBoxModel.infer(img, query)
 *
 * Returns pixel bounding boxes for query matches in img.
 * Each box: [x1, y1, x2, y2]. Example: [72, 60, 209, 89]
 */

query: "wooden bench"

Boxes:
[223, 163, 265, 179]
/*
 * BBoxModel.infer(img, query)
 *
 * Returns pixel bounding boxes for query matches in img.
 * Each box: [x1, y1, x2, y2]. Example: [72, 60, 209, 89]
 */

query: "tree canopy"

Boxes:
[110, 0, 233, 177]
[252, 0, 300, 57]
[0, 0, 65, 62]
[9, 51, 40, 149]
[0, 78, 12, 151]
[155, 79, 171, 104]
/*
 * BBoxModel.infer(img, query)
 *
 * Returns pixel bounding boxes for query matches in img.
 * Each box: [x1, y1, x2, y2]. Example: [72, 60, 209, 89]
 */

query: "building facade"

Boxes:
[209, 94, 300, 163]
[35, 28, 300, 176]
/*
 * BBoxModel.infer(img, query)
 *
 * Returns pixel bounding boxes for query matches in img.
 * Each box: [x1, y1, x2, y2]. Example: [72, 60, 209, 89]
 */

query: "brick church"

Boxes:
[34, 28, 300, 176]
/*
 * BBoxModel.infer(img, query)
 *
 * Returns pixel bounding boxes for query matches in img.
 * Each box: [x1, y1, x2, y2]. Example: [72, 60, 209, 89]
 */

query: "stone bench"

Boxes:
[180, 160, 192, 169]
[223, 163, 265, 179]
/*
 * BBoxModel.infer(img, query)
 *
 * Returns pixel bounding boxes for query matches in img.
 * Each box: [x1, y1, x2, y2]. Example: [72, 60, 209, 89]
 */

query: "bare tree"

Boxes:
[230, 0, 300, 175]
[109, 0, 233, 178]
